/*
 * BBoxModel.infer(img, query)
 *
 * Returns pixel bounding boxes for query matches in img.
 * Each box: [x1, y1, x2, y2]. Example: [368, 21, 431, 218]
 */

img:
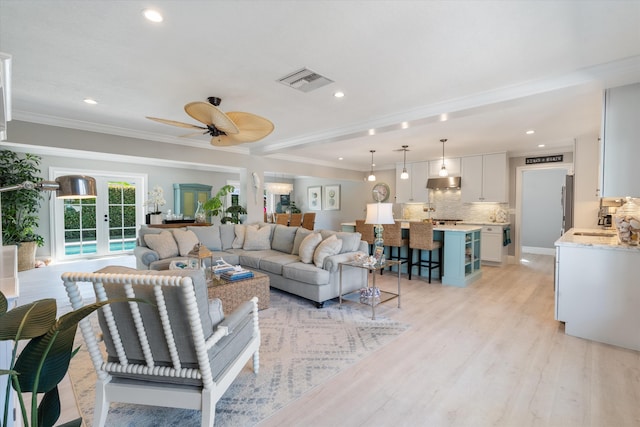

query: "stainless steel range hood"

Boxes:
[426, 176, 461, 189]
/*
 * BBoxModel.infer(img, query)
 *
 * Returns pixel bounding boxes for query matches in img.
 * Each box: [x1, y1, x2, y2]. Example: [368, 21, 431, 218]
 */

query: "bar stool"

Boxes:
[408, 221, 442, 283]
[355, 219, 375, 255]
[381, 220, 408, 273]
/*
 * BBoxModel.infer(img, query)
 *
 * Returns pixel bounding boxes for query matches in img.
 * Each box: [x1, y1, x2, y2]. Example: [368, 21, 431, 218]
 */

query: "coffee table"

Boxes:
[207, 269, 270, 312]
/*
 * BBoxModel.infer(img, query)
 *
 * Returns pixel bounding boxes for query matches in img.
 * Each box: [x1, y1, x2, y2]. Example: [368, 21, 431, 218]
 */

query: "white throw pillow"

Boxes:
[172, 229, 200, 256]
[232, 224, 252, 249]
[144, 231, 179, 259]
[243, 225, 271, 250]
[313, 234, 343, 267]
[298, 232, 323, 264]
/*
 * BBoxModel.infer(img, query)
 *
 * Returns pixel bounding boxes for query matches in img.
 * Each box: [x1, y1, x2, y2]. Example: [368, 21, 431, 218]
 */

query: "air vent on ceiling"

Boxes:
[277, 68, 333, 92]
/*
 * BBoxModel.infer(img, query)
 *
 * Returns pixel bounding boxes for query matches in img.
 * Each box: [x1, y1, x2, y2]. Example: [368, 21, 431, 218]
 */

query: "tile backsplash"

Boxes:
[400, 190, 508, 222]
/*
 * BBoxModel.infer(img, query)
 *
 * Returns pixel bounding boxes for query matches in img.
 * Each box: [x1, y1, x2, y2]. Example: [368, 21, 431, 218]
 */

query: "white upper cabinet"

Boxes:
[461, 153, 508, 203]
[428, 158, 460, 177]
[600, 82, 640, 197]
[396, 161, 429, 203]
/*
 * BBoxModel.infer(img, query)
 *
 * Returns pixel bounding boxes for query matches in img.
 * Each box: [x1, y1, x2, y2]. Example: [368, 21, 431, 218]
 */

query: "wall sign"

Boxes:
[525, 154, 563, 165]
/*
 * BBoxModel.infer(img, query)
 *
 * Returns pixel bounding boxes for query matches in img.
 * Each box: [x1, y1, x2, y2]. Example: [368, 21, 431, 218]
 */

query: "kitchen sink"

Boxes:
[572, 231, 616, 237]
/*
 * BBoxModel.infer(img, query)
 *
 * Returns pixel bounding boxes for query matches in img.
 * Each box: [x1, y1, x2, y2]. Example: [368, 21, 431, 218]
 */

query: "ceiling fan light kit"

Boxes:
[147, 96, 274, 147]
[439, 138, 449, 177]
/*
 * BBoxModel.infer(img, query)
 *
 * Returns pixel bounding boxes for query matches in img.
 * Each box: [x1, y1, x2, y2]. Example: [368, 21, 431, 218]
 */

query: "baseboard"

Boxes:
[521, 246, 556, 256]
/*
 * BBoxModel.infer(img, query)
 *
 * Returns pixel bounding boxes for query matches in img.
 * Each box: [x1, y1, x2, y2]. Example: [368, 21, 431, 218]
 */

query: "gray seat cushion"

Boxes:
[282, 262, 330, 286]
[259, 253, 300, 275]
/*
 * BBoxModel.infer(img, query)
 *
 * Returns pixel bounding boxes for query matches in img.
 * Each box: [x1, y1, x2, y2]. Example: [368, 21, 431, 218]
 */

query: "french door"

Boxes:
[52, 170, 145, 259]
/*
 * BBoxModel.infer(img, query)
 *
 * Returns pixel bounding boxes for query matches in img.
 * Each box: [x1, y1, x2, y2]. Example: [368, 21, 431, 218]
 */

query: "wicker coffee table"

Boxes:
[207, 270, 270, 312]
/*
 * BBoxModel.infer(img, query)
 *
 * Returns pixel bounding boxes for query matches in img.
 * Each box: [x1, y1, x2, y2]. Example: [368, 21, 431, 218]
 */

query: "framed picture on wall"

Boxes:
[308, 186, 322, 211]
[323, 184, 340, 210]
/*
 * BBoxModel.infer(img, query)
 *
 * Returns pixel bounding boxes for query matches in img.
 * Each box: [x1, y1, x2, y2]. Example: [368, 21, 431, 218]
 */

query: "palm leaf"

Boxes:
[0, 299, 57, 340]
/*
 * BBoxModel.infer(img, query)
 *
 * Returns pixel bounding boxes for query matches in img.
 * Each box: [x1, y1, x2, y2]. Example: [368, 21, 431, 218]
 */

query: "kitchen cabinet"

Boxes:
[480, 225, 507, 264]
[395, 161, 428, 203]
[600, 82, 640, 197]
[441, 227, 482, 287]
[173, 183, 212, 218]
[461, 153, 507, 203]
[428, 157, 460, 178]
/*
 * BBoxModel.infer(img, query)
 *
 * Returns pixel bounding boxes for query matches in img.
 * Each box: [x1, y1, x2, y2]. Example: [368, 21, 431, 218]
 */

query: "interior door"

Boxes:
[52, 172, 145, 259]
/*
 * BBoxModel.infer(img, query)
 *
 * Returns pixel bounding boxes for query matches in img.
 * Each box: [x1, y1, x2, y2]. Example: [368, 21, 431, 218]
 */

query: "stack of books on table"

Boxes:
[220, 269, 254, 282]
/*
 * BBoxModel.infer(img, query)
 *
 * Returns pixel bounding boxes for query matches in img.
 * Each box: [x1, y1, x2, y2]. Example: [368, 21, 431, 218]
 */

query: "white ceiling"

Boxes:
[1, 1, 640, 173]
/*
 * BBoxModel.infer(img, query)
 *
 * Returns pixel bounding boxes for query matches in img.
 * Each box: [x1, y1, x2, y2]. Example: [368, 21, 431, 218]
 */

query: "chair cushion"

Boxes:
[144, 231, 179, 259]
[298, 232, 322, 264]
[243, 225, 271, 250]
[187, 225, 222, 251]
[292, 227, 312, 255]
[313, 234, 343, 267]
[172, 229, 200, 256]
[271, 224, 298, 253]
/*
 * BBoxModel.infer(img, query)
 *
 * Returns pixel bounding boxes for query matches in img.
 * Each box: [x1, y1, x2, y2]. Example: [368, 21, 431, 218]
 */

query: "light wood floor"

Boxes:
[17, 254, 640, 427]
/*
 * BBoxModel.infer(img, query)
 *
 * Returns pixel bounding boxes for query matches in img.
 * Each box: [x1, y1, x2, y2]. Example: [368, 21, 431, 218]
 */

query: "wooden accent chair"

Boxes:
[289, 213, 303, 227]
[301, 212, 316, 230]
[62, 267, 260, 427]
[274, 213, 289, 225]
[381, 220, 408, 273]
[355, 219, 375, 255]
[408, 221, 442, 282]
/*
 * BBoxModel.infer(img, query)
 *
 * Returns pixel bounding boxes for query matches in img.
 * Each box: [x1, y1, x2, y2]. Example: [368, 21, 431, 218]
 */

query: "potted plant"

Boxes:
[0, 150, 45, 271]
[224, 204, 248, 224]
[145, 185, 166, 224]
[0, 291, 139, 427]
[203, 185, 235, 224]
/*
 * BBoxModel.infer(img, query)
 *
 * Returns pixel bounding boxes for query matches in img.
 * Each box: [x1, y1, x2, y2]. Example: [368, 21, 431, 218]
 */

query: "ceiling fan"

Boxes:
[146, 96, 274, 146]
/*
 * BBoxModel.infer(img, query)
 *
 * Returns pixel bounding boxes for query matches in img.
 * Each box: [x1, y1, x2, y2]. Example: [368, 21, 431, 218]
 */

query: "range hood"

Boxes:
[426, 176, 461, 189]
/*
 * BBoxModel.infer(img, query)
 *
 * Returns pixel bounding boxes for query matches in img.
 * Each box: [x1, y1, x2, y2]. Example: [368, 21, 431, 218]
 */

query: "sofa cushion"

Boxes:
[298, 232, 323, 264]
[243, 225, 271, 250]
[172, 229, 200, 256]
[336, 231, 362, 253]
[320, 230, 337, 240]
[187, 225, 222, 251]
[138, 226, 164, 247]
[144, 231, 179, 259]
[313, 234, 343, 267]
[271, 224, 298, 254]
[292, 227, 313, 255]
[282, 262, 330, 286]
[220, 224, 236, 250]
[232, 224, 251, 249]
[236, 249, 282, 269]
[259, 253, 300, 275]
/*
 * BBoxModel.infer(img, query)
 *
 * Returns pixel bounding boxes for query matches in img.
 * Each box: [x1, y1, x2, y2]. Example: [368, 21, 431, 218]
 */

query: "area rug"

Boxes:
[68, 289, 410, 426]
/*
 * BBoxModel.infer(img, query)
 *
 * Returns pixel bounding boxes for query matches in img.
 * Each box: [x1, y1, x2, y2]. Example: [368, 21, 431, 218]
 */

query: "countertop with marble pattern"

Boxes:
[341, 221, 481, 232]
[555, 228, 640, 252]
[459, 221, 511, 227]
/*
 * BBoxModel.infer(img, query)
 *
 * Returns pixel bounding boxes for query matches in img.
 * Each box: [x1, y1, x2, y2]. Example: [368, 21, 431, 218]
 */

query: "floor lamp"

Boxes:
[365, 202, 394, 262]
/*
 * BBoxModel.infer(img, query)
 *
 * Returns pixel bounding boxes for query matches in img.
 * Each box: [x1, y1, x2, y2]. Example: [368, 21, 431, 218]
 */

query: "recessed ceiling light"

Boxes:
[538, 144, 545, 148]
[401, 121, 409, 129]
[368, 129, 376, 136]
[334, 91, 345, 98]
[83, 98, 98, 105]
[439, 113, 449, 122]
[526, 130, 535, 135]
[143, 9, 163, 23]
[338, 157, 343, 160]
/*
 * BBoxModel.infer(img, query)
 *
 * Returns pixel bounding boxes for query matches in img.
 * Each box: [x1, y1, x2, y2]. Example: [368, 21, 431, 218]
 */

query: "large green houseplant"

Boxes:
[0, 150, 45, 270]
[0, 291, 138, 427]
[203, 185, 246, 224]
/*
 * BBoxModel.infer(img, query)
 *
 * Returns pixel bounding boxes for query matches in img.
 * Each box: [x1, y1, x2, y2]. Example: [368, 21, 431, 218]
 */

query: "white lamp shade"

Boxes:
[365, 203, 394, 225]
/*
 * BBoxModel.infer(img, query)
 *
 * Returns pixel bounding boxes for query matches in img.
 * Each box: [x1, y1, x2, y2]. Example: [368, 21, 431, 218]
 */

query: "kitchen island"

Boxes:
[341, 221, 482, 287]
[555, 228, 640, 351]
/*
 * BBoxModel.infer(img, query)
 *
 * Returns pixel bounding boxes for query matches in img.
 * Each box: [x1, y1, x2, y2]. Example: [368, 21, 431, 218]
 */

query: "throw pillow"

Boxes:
[220, 224, 236, 250]
[292, 227, 312, 255]
[243, 225, 271, 250]
[138, 226, 163, 248]
[172, 229, 200, 256]
[336, 231, 362, 253]
[232, 224, 251, 249]
[271, 224, 298, 253]
[313, 234, 343, 267]
[144, 231, 179, 259]
[298, 232, 323, 264]
[187, 225, 222, 251]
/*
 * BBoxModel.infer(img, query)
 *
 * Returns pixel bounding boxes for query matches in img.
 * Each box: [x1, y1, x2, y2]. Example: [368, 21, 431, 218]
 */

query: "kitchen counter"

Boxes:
[459, 221, 511, 226]
[340, 221, 482, 233]
[555, 228, 640, 252]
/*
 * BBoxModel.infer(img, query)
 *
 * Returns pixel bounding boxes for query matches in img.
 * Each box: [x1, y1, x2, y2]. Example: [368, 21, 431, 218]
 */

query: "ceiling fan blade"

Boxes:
[146, 116, 207, 130]
[225, 112, 274, 143]
[180, 131, 208, 138]
[184, 102, 239, 134]
[210, 135, 245, 147]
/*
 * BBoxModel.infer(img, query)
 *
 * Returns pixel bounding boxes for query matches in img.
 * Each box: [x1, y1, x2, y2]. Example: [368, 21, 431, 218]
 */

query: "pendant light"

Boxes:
[367, 150, 376, 182]
[439, 138, 449, 177]
[400, 145, 409, 180]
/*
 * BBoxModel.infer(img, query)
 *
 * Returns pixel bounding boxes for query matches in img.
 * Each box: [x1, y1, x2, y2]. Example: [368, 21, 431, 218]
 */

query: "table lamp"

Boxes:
[365, 202, 394, 256]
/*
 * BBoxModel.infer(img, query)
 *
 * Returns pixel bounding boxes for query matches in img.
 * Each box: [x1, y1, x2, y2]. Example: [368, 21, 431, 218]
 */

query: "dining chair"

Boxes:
[301, 212, 316, 230]
[289, 213, 303, 227]
[275, 213, 289, 225]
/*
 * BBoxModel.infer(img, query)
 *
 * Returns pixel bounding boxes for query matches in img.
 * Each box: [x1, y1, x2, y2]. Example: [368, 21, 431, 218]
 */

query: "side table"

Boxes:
[207, 270, 270, 312]
[339, 259, 403, 320]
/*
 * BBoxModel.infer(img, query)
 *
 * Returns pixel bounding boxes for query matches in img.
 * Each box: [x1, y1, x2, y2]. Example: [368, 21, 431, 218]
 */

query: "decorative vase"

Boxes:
[17, 241, 38, 272]
[149, 213, 163, 225]
[194, 201, 206, 223]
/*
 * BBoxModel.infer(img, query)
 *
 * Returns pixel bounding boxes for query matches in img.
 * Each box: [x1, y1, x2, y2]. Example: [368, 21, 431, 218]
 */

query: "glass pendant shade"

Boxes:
[367, 149, 376, 182]
[400, 168, 409, 180]
[400, 145, 409, 180]
[439, 139, 448, 177]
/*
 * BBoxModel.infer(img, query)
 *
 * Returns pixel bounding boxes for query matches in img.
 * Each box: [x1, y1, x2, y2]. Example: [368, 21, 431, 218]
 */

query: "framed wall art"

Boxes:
[307, 186, 322, 211]
[323, 184, 340, 210]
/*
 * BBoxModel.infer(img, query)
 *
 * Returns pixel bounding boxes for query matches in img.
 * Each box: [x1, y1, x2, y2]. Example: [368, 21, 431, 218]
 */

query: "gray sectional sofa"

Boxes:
[134, 223, 368, 307]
